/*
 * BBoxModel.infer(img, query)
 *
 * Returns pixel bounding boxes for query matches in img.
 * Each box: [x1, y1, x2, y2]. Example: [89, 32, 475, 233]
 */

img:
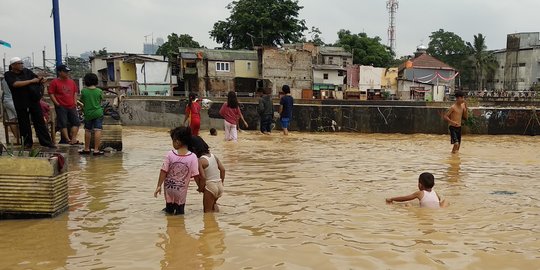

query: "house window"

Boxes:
[328, 57, 333, 65]
[338, 70, 344, 77]
[216, 62, 230, 72]
[323, 73, 329, 80]
[247, 62, 251, 70]
[519, 63, 526, 67]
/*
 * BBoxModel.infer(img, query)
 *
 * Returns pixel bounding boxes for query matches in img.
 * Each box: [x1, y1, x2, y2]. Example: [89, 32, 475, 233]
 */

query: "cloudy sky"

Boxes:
[1, 0, 539, 66]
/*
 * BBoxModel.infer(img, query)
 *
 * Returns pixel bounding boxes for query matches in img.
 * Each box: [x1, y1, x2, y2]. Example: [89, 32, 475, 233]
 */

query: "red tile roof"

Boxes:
[399, 53, 455, 71]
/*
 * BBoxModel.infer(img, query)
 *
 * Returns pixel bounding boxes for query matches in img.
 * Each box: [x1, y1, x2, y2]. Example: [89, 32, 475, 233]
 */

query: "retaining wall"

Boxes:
[118, 97, 540, 135]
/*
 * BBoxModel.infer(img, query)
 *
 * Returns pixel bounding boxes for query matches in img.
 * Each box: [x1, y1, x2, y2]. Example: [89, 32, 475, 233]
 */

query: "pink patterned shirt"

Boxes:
[160, 150, 199, 205]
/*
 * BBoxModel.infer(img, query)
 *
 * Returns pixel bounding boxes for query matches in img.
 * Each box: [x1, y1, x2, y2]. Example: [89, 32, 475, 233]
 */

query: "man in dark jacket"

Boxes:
[4, 57, 55, 148]
[257, 87, 274, 134]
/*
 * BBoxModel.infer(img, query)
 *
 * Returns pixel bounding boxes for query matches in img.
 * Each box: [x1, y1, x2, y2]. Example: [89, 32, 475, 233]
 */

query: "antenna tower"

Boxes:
[387, 0, 399, 53]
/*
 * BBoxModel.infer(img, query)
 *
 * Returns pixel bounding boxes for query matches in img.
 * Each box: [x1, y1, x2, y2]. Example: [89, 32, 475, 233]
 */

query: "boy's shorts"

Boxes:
[449, 126, 461, 145]
[84, 117, 103, 130]
[280, 117, 291, 129]
[55, 106, 81, 128]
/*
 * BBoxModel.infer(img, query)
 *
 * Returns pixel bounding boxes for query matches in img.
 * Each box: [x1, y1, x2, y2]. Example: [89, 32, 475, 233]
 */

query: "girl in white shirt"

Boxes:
[190, 136, 226, 213]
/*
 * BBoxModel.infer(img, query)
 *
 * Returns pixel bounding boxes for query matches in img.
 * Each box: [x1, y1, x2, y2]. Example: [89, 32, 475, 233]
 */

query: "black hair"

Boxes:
[189, 135, 210, 158]
[210, 128, 217, 136]
[454, 91, 464, 98]
[227, 91, 239, 108]
[83, 73, 98, 87]
[170, 127, 192, 147]
[188, 92, 197, 108]
[418, 172, 435, 189]
[282, 85, 291, 94]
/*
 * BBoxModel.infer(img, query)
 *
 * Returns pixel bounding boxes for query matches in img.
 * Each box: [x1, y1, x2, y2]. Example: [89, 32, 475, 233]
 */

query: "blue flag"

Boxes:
[0, 40, 12, 48]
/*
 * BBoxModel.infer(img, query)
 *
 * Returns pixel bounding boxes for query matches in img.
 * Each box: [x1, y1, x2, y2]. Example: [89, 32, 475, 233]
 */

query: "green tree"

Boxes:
[427, 29, 473, 89]
[156, 33, 201, 59]
[92, 48, 108, 57]
[467, 33, 497, 90]
[210, 0, 307, 49]
[334, 30, 394, 67]
[65, 56, 90, 80]
[300, 26, 325, 46]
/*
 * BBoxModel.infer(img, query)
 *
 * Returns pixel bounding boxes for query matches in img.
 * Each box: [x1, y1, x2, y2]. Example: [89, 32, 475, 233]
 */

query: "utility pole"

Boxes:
[52, 0, 63, 67]
[42, 49, 46, 69]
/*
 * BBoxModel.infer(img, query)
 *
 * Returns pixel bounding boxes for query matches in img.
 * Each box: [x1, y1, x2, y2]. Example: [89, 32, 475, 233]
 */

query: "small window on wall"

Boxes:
[323, 73, 329, 79]
[338, 70, 344, 77]
[247, 62, 252, 70]
[216, 62, 230, 72]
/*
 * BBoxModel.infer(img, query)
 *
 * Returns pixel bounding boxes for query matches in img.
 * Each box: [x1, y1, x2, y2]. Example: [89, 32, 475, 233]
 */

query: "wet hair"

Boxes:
[210, 128, 217, 136]
[170, 127, 192, 147]
[227, 91, 239, 108]
[454, 91, 464, 98]
[188, 92, 197, 108]
[282, 85, 291, 94]
[83, 73, 98, 87]
[189, 136, 210, 158]
[418, 172, 435, 189]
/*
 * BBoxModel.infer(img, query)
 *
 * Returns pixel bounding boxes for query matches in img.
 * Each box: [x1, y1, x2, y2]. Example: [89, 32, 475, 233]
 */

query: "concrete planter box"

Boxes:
[0, 153, 68, 219]
[91, 115, 123, 151]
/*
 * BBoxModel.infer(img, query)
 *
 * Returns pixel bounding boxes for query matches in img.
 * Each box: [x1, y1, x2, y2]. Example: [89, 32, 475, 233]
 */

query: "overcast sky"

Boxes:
[1, 0, 539, 67]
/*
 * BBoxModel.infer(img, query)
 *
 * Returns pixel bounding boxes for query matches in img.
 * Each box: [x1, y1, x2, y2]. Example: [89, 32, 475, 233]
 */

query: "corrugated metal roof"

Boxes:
[178, 48, 257, 61]
[205, 50, 257, 61]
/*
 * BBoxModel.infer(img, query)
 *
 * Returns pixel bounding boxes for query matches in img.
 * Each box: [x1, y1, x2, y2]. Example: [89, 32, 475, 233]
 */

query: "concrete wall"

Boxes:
[262, 48, 312, 96]
[119, 97, 540, 135]
[235, 60, 258, 78]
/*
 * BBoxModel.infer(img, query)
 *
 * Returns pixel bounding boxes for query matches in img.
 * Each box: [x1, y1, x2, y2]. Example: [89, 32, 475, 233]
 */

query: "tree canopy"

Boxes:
[426, 29, 497, 90]
[156, 33, 201, 59]
[210, 0, 307, 49]
[467, 33, 497, 90]
[334, 30, 394, 67]
[427, 29, 469, 69]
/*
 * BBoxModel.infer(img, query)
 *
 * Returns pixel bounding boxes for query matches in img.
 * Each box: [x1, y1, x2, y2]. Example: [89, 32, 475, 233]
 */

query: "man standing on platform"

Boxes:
[48, 64, 80, 145]
[3, 57, 55, 148]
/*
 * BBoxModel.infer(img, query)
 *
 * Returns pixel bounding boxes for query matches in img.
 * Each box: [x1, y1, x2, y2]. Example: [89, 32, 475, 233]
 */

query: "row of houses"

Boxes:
[89, 43, 458, 101]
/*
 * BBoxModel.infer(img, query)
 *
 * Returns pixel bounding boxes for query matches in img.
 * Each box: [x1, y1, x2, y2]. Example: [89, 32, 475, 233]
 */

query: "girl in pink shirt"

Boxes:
[219, 91, 248, 141]
[154, 127, 201, 215]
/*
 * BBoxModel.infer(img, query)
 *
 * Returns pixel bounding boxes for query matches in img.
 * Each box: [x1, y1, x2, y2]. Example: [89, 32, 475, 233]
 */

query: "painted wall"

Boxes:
[381, 68, 398, 94]
[119, 62, 136, 81]
[359, 66, 384, 91]
[313, 69, 344, 86]
[234, 60, 259, 78]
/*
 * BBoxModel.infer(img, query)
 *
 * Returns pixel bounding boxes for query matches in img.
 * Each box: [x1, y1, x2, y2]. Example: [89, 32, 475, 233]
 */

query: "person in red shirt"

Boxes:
[48, 65, 80, 145]
[219, 91, 248, 141]
[183, 92, 201, 136]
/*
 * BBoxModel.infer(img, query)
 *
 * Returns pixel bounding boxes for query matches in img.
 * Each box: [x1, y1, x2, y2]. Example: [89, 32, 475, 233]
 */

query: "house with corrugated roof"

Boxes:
[398, 46, 457, 101]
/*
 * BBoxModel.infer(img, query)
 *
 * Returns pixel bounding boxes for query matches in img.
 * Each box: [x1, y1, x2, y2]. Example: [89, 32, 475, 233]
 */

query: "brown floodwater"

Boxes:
[1, 127, 539, 269]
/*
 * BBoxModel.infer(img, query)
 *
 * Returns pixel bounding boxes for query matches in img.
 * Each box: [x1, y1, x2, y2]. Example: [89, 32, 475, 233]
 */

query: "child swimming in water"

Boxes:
[190, 136, 226, 213]
[386, 172, 447, 208]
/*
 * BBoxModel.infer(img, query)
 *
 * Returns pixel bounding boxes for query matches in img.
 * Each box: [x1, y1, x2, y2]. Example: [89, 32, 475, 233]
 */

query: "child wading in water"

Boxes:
[190, 136, 226, 213]
[219, 91, 248, 141]
[386, 172, 447, 208]
[154, 127, 200, 215]
[444, 91, 468, 153]
[183, 92, 201, 136]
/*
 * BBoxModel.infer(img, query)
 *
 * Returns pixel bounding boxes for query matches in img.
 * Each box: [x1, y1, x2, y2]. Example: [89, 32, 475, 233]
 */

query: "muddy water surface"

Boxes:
[1, 127, 539, 269]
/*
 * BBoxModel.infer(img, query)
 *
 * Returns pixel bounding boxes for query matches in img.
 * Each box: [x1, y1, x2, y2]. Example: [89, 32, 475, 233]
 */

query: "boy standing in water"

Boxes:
[279, 85, 294, 135]
[386, 172, 447, 208]
[444, 91, 468, 153]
